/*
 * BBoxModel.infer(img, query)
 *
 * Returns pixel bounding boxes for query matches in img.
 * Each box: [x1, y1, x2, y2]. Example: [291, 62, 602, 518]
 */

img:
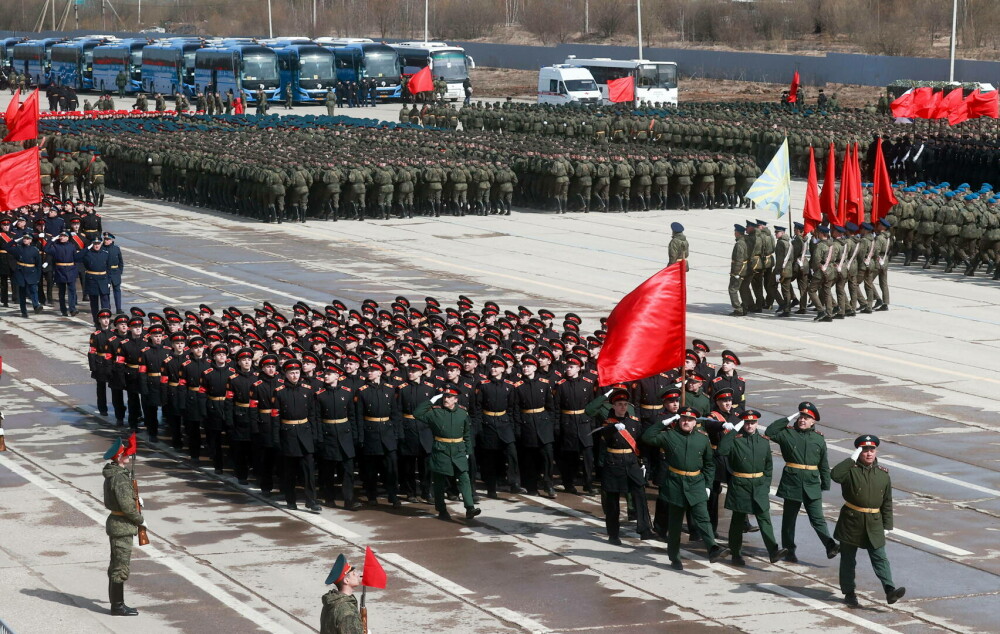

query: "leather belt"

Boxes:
[322, 418, 348, 424]
[208, 395, 226, 401]
[640, 404, 662, 410]
[668, 466, 702, 476]
[56, 262, 75, 266]
[235, 402, 251, 408]
[146, 372, 161, 377]
[845, 501, 879, 514]
[607, 448, 632, 454]
[110, 265, 120, 269]
[168, 381, 179, 386]
[258, 409, 273, 414]
[109, 510, 126, 516]
[402, 414, 415, 419]
[435, 436, 462, 443]
[561, 409, 585, 415]
[731, 472, 764, 478]
[126, 364, 139, 368]
[188, 387, 202, 392]
[87, 270, 106, 275]
[17, 262, 35, 267]
[521, 407, 545, 414]
[483, 410, 506, 416]
[281, 418, 307, 425]
[364, 416, 390, 422]
[785, 462, 819, 470]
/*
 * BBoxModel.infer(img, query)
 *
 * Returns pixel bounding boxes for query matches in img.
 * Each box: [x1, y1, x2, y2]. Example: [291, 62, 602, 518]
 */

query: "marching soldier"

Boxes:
[832, 435, 905, 608]
[553, 354, 597, 495]
[138, 324, 170, 443]
[513, 354, 556, 497]
[273, 358, 322, 513]
[397, 360, 436, 503]
[764, 402, 840, 563]
[102, 436, 145, 616]
[729, 224, 750, 316]
[355, 360, 401, 507]
[316, 364, 361, 509]
[228, 348, 259, 485]
[89, 309, 115, 417]
[475, 355, 523, 498]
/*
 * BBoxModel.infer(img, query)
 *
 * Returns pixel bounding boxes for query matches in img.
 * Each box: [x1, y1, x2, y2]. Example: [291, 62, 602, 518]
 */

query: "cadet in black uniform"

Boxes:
[355, 360, 402, 508]
[272, 358, 321, 513]
[513, 355, 556, 498]
[553, 355, 597, 494]
[228, 348, 259, 485]
[396, 360, 436, 503]
[137, 324, 170, 443]
[201, 344, 234, 475]
[475, 355, 523, 498]
[315, 364, 361, 509]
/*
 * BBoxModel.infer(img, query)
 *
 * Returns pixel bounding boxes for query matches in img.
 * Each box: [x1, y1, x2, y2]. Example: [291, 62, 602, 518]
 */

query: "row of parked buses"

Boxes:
[0, 35, 474, 104]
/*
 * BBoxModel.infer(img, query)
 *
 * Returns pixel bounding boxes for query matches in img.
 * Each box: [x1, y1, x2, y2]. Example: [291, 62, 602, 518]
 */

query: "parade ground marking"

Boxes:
[758, 583, 902, 634]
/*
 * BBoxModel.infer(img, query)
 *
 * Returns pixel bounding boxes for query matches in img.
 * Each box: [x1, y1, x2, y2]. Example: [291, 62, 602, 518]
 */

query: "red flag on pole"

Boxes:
[4, 89, 21, 127]
[936, 87, 963, 120]
[966, 89, 999, 118]
[889, 88, 914, 118]
[3, 88, 40, 142]
[124, 432, 138, 456]
[803, 146, 822, 233]
[871, 139, 898, 223]
[911, 87, 936, 119]
[0, 146, 42, 211]
[820, 142, 837, 225]
[361, 546, 387, 589]
[835, 144, 851, 226]
[607, 76, 635, 104]
[407, 66, 433, 95]
[848, 142, 864, 225]
[597, 261, 686, 385]
[948, 91, 969, 126]
[787, 71, 800, 103]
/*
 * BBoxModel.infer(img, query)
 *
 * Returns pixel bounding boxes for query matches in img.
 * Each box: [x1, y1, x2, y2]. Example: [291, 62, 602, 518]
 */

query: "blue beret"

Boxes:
[945, 192, 956, 199]
[964, 194, 977, 201]
[861, 222, 874, 231]
[980, 184, 992, 191]
[915, 182, 925, 187]
[670, 222, 684, 233]
[734, 224, 746, 234]
[845, 222, 859, 232]
[939, 182, 950, 187]
[958, 183, 969, 189]
[879, 218, 891, 228]
[816, 225, 830, 234]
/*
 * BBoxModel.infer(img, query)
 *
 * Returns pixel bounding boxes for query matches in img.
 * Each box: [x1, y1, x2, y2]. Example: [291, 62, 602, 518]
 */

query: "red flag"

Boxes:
[911, 87, 935, 119]
[871, 139, 898, 223]
[0, 147, 41, 211]
[803, 146, 822, 233]
[936, 87, 963, 120]
[835, 144, 851, 226]
[361, 546, 387, 589]
[407, 66, 433, 95]
[607, 76, 635, 104]
[948, 92, 969, 126]
[847, 143, 864, 225]
[889, 89, 914, 118]
[597, 262, 685, 385]
[967, 89, 999, 119]
[4, 88, 40, 142]
[820, 142, 837, 224]
[787, 71, 800, 103]
[124, 432, 138, 456]
[4, 89, 20, 126]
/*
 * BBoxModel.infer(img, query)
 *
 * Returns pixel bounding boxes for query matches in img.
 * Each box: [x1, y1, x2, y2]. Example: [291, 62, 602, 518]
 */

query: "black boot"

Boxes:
[110, 581, 138, 616]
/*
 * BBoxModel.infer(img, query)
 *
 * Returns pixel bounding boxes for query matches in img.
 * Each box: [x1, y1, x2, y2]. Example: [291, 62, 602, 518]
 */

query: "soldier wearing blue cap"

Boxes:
[773, 225, 794, 316]
[871, 219, 892, 310]
[831, 435, 905, 609]
[102, 436, 145, 616]
[857, 222, 877, 313]
[103, 232, 125, 314]
[668, 222, 689, 270]
[728, 225, 750, 316]
[807, 225, 834, 322]
[842, 222, 862, 317]
[791, 222, 808, 314]
[320, 554, 362, 634]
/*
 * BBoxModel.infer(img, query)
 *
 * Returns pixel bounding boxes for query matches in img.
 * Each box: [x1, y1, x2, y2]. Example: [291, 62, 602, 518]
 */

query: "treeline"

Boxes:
[6, 0, 1000, 60]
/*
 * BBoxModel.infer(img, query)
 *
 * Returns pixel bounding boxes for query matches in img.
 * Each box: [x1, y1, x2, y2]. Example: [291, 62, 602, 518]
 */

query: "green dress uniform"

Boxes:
[641, 419, 722, 564]
[831, 452, 899, 601]
[764, 416, 839, 558]
[319, 591, 362, 634]
[413, 398, 477, 517]
[716, 420, 783, 561]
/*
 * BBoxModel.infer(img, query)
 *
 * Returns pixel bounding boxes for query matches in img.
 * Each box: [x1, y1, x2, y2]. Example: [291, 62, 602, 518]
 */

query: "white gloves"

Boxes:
[705, 488, 711, 496]
[662, 414, 679, 426]
[140, 521, 148, 528]
[851, 447, 863, 462]
[138, 496, 144, 508]
[605, 389, 615, 398]
[613, 422, 625, 431]
[430, 394, 442, 404]
[734, 421, 744, 433]
[788, 412, 801, 422]
[722, 422, 735, 431]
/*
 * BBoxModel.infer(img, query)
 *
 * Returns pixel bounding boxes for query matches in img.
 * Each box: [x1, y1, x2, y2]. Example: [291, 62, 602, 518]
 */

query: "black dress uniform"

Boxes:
[475, 363, 523, 497]
[161, 343, 188, 450]
[228, 355, 259, 484]
[272, 361, 320, 511]
[553, 360, 597, 494]
[396, 371, 436, 501]
[631, 371, 674, 483]
[253, 362, 282, 495]
[512, 364, 555, 496]
[115, 326, 147, 429]
[201, 356, 234, 474]
[355, 373, 401, 506]
[138, 334, 170, 442]
[315, 373, 360, 508]
[88, 314, 115, 417]
[180, 346, 210, 461]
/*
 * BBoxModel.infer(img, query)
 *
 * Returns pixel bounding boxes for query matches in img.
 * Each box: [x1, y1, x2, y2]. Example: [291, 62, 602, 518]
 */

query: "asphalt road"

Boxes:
[1, 109, 999, 633]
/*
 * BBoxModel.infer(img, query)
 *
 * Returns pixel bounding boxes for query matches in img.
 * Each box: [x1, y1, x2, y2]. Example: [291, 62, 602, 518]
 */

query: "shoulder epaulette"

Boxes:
[182, 359, 191, 366]
[539, 377, 549, 383]
[93, 329, 101, 335]
[479, 379, 489, 385]
[275, 385, 285, 392]
[711, 377, 723, 383]
[203, 368, 213, 374]
[317, 388, 326, 395]
[582, 376, 593, 383]
[514, 380, 523, 387]
[141, 346, 150, 352]
[229, 373, 237, 379]
[253, 380, 262, 386]
[398, 381, 409, 388]
[697, 429, 709, 436]
[358, 385, 368, 391]
[341, 385, 352, 391]
[556, 378, 566, 385]
[878, 465, 888, 472]
[458, 405, 467, 410]
[813, 429, 824, 436]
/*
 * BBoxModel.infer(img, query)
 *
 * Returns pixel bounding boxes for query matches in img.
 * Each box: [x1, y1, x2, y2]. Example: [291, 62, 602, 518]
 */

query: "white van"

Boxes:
[537, 65, 601, 105]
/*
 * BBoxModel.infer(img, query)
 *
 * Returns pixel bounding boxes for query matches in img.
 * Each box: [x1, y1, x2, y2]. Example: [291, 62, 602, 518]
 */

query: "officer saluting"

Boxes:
[831, 435, 905, 608]
[414, 387, 482, 521]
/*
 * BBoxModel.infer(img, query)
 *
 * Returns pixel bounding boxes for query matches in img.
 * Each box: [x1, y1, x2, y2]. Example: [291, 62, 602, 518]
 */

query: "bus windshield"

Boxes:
[299, 54, 334, 81]
[431, 51, 467, 81]
[130, 50, 142, 79]
[364, 51, 398, 79]
[638, 64, 676, 89]
[242, 55, 279, 82]
[565, 79, 598, 92]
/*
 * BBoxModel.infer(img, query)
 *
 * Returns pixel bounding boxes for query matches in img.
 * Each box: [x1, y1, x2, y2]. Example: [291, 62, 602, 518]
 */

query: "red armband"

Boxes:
[179, 378, 187, 386]
[225, 390, 234, 399]
[89, 346, 97, 354]
[139, 365, 147, 373]
[249, 399, 258, 408]
[198, 386, 206, 394]
[115, 355, 125, 364]
[160, 375, 169, 384]
[104, 353, 112, 360]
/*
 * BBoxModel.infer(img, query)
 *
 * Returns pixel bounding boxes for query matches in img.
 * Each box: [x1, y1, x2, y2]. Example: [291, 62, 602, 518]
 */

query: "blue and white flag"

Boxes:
[746, 138, 791, 217]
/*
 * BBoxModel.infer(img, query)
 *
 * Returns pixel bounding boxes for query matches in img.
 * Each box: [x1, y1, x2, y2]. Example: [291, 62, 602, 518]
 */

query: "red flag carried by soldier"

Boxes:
[4, 88, 20, 126]
[607, 76, 635, 104]
[408, 66, 433, 95]
[890, 89, 914, 118]
[966, 89, 999, 119]
[803, 146, 823, 233]
[361, 546, 387, 589]
[597, 262, 686, 385]
[788, 71, 800, 103]
[820, 142, 837, 224]
[871, 139, 898, 223]
[0, 146, 42, 211]
[3, 88, 39, 143]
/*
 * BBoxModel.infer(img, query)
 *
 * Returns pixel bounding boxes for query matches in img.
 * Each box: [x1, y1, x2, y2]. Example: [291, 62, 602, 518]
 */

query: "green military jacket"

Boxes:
[716, 428, 772, 514]
[764, 417, 831, 502]
[414, 399, 471, 475]
[103, 463, 143, 537]
[731, 235, 749, 277]
[831, 457, 893, 549]
[667, 232, 689, 268]
[641, 423, 715, 506]
[685, 389, 711, 417]
[320, 591, 362, 634]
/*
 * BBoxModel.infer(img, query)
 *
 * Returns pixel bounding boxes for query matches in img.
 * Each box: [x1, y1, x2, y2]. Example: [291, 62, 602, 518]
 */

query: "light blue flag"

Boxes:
[746, 138, 791, 218]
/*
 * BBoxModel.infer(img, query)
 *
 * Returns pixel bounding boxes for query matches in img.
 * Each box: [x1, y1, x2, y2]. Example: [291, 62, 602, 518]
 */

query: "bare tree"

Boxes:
[593, 0, 629, 39]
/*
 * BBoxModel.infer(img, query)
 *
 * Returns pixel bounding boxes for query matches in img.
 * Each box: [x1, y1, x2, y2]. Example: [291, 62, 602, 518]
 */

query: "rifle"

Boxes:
[0, 409, 6, 452]
[130, 455, 150, 546]
[360, 586, 368, 634]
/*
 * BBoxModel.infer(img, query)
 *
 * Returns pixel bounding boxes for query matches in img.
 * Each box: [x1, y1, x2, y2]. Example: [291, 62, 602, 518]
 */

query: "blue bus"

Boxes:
[272, 44, 336, 103]
[50, 39, 108, 90]
[141, 39, 202, 96]
[1, 38, 26, 69]
[317, 38, 402, 100]
[92, 40, 146, 94]
[193, 45, 280, 103]
[12, 38, 65, 86]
